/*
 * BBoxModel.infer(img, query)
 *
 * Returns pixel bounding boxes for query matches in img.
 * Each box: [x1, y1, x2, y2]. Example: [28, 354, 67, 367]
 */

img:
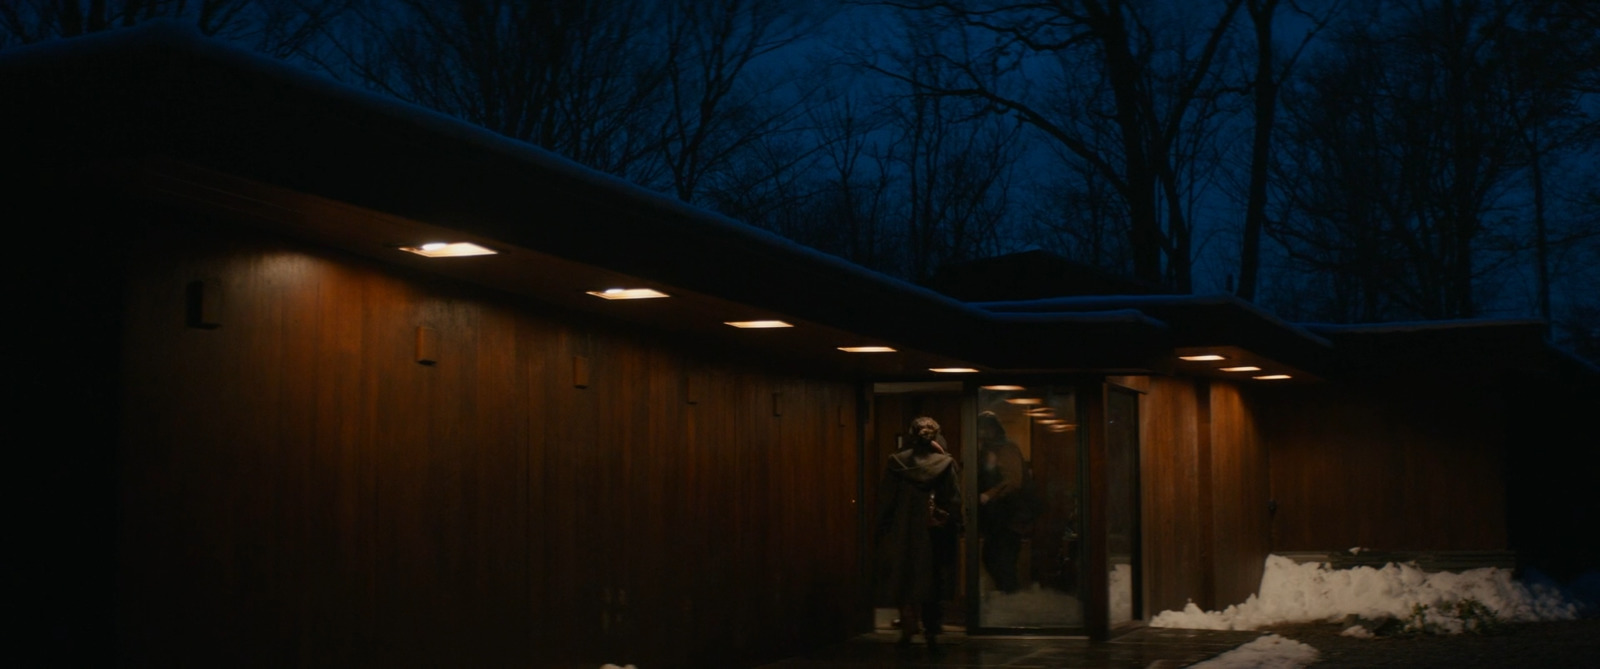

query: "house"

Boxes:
[5, 23, 1594, 668]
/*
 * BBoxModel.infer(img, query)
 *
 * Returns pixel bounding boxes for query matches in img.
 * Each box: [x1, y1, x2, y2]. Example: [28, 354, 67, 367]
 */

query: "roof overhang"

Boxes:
[978, 295, 1338, 383]
[1, 24, 1172, 379]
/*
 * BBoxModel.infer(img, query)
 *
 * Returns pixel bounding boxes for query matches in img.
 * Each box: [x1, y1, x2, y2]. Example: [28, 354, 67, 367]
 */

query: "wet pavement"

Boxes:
[754, 619, 1600, 668]
[757, 627, 1267, 668]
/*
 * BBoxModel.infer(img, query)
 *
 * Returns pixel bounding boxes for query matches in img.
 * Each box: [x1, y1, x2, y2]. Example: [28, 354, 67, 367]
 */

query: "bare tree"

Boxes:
[1232, 0, 1344, 301]
[654, 0, 828, 203]
[795, 89, 897, 270]
[865, 0, 1246, 291]
[332, 0, 669, 181]
[1270, 0, 1598, 322]
[0, 0, 349, 57]
[1021, 154, 1130, 270]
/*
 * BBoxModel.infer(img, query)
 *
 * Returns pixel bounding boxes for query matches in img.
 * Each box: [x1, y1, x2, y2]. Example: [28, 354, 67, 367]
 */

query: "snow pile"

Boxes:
[1188, 633, 1319, 669]
[1340, 624, 1374, 638]
[1110, 563, 1134, 622]
[1151, 554, 1580, 631]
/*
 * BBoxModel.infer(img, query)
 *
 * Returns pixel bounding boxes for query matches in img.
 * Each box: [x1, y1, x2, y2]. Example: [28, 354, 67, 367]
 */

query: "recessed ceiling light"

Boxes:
[930, 367, 978, 373]
[1180, 354, 1226, 361]
[725, 320, 793, 329]
[1219, 366, 1261, 372]
[397, 242, 497, 257]
[1253, 374, 1292, 380]
[982, 385, 1026, 391]
[838, 346, 896, 353]
[587, 288, 669, 300]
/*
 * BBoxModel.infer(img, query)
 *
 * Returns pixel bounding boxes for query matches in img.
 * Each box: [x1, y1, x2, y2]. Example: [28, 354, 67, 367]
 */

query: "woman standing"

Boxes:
[874, 416, 963, 649]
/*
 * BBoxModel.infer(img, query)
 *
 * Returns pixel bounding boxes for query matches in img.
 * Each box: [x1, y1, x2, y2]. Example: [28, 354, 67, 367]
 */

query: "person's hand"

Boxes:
[980, 493, 991, 504]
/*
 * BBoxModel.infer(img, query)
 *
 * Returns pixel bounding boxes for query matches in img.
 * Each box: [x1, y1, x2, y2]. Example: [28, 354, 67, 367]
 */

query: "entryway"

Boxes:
[867, 379, 1142, 639]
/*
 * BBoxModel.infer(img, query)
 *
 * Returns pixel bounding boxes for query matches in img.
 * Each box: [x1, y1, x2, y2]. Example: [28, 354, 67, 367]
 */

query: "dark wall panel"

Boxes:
[1258, 381, 1508, 553]
[1207, 382, 1270, 609]
[1137, 377, 1205, 617]
[113, 212, 863, 668]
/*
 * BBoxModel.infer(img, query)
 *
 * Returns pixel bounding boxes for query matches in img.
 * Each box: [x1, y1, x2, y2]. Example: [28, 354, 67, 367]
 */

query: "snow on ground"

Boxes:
[1154, 552, 1585, 669]
[1188, 633, 1320, 669]
[1151, 553, 1579, 632]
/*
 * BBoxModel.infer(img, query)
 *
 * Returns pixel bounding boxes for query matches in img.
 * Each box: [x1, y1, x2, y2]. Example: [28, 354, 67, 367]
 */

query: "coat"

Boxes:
[873, 443, 963, 606]
[979, 439, 1038, 535]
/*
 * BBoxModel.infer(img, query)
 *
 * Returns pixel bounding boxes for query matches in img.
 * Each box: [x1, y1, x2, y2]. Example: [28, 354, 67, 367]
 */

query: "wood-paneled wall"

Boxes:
[1138, 377, 1205, 615]
[111, 210, 864, 667]
[1206, 382, 1271, 609]
[1137, 378, 1270, 615]
[1138, 372, 1513, 618]
[1257, 381, 1508, 552]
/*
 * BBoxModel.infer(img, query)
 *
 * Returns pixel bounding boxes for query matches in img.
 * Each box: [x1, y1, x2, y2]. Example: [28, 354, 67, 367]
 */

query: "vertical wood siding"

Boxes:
[1207, 382, 1271, 609]
[1137, 379, 1270, 615]
[113, 213, 863, 667]
[1257, 381, 1508, 553]
[1137, 377, 1205, 615]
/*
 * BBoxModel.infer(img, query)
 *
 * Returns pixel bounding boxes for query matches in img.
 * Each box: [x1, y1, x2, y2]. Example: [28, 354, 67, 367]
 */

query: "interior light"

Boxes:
[930, 367, 978, 373]
[982, 385, 1026, 391]
[1004, 398, 1043, 405]
[1219, 366, 1261, 372]
[397, 242, 497, 257]
[1253, 374, 1292, 380]
[1026, 408, 1056, 417]
[725, 320, 793, 329]
[1180, 354, 1227, 361]
[838, 346, 896, 353]
[587, 288, 669, 300]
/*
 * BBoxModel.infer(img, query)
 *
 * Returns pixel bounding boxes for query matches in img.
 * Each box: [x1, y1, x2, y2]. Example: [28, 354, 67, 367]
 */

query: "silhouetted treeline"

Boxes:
[5, 0, 1596, 359]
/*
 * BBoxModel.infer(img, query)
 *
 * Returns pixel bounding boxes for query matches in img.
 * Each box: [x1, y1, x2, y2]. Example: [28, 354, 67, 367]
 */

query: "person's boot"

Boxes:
[921, 602, 944, 652]
[897, 605, 920, 647]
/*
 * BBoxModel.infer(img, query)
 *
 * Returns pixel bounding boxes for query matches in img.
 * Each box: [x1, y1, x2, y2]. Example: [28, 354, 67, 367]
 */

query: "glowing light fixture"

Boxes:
[1180, 354, 1226, 361]
[1026, 408, 1056, 417]
[930, 367, 978, 373]
[838, 346, 896, 353]
[725, 320, 793, 329]
[397, 242, 497, 258]
[1253, 374, 1292, 380]
[982, 385, 1025, 391]
[1219, 366, 1261, 372]
[1005, 397, 1043, 405]
[586, 288, 669, 300]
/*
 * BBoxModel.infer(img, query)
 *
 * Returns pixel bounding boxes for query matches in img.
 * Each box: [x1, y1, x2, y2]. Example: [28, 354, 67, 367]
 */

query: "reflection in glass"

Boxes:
[975, 386, 1082, 629]
[1106, 387, 1140, 626]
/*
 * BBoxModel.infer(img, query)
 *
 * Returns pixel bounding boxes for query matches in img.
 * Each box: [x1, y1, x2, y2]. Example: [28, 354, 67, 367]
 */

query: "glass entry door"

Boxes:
[969, 384, 1085, 632]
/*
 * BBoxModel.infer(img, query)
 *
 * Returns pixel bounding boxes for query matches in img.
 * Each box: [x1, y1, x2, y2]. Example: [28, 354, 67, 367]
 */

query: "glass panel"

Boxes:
[974, 385, 1083, 629]
[1106, 387, 1140, 626]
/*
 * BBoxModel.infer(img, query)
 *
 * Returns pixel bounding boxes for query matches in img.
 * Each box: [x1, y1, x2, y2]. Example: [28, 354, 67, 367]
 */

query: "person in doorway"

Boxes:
[976, 411, 1032, 593]
[874, 416, 963, 650]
